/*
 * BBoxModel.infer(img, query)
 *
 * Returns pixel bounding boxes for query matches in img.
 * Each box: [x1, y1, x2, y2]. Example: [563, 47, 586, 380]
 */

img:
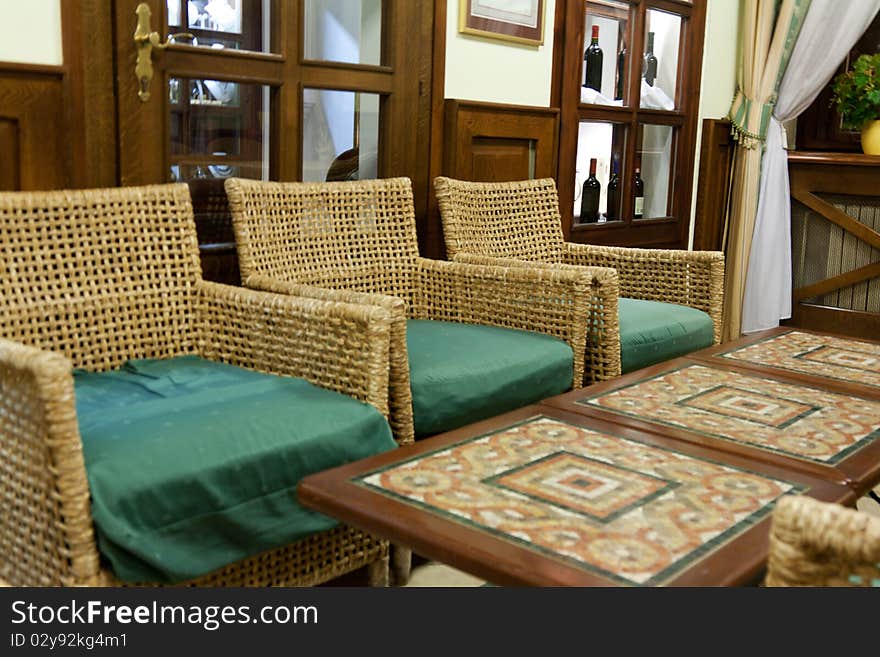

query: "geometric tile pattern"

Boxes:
[487, 453, 678, 523]
[720, 331, 880, 389]
[357, 417, 804, 586]
[678, 385, 819, 429]
[582, 364, 880, 464]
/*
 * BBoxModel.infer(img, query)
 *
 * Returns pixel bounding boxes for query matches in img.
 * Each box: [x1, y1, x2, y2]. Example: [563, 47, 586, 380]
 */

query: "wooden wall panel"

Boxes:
[0, 67, 67, 191]
[470, 137, 534, 182]
[443, 100, 559, 182]
[786, 152, 880, 341]
[692, 118, 733, 252]
[0, 119, 20, 189]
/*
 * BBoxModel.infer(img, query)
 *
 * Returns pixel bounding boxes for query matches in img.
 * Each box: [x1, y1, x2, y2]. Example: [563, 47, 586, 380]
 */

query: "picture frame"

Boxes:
[459, 0, 546, 47]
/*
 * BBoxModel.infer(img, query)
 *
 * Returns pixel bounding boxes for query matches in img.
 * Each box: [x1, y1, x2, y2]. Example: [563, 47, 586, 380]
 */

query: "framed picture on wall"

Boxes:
[459, 0, 546, 46]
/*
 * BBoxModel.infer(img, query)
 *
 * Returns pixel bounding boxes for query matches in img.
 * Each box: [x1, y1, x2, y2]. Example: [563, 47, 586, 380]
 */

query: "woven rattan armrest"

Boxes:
[766, 496, 880, 587]
[238, 276, 414, 445]
[450, 253, 622, 383]
[563, 243, 724, 343]
[0, 338, 101, 586]
[196, 281, 393, 419]
[413, 257, 595, 388]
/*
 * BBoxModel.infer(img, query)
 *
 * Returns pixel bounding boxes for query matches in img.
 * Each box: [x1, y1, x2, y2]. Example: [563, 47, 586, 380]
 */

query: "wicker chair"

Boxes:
[434, 176, 726, 383]
[765, 496, 880, 587]
[0, 184, 396, 587]
[225, 176, 595, 446]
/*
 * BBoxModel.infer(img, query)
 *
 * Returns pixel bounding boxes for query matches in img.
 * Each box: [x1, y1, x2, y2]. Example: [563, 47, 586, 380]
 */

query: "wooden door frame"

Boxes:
[63, 0, 441, 253]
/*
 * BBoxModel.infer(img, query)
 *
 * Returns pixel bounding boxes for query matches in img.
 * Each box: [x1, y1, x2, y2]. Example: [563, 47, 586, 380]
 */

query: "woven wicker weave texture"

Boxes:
[434, 176, 726, 383]
[226, 176, 595, 447]
[766, 496, 880, 587]
[0, 184, 392, 587]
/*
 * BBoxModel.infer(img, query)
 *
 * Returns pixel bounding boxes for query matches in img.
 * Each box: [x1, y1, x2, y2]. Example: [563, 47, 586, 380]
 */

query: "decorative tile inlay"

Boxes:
[720, 331, 880, 388]
[580, 364, 880, 464]
[357, 417, 804, 586]
[677, 385, 819, 429]
[487, 453, 678, 523]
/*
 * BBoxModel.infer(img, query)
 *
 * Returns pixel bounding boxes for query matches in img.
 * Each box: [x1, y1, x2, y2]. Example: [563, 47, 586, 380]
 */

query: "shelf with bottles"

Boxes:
[581, 2, 681, 111]
[581, 1, 631, 106]
[573, 121, 626, 225]
[639, 10, 681, 110]
[634, 123, 676, 221]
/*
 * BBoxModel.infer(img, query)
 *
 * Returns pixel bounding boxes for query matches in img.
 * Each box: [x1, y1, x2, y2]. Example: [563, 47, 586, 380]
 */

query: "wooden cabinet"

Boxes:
[553, 0, 707, 249]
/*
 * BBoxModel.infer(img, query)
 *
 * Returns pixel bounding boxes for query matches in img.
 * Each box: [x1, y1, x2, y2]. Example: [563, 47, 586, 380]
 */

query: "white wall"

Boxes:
[0, 0, 63, 66]
[689, 0, 741, 247]
[445, 0, 557, 106]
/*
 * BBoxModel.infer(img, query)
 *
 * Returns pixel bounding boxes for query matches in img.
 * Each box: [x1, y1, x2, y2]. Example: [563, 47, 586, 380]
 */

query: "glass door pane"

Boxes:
[582, 1, 631, 106]
[636, 123, 675, 220]
[169, 78, 271, 260]
[303, 0, 382, 65]
[166, 0, 274, 53]
[302, 89, 381, 182]
[639, 9, 681, 110]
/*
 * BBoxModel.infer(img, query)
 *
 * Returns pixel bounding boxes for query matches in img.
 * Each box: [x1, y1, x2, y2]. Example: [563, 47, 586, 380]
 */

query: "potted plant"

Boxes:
[831, 53, 880, 155]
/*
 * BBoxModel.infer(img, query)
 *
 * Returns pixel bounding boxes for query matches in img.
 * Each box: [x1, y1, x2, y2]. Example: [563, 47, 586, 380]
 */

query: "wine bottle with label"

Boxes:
[580, 158, 601, 223]
[633, 166, 645, 219]
[643, 32, 658, 87]
[583, 25, 603, 92]
[615, 45, 626, 100]
[606, 159, 620, 220]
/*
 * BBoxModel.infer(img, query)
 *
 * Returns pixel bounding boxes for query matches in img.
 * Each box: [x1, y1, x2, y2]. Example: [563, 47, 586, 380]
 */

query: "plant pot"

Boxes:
[862, 120, 880, 155]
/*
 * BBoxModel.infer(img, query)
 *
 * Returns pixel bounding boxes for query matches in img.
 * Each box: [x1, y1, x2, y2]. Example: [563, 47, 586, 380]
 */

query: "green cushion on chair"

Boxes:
[406, 320, 573, 438]
[74, 356, 396, 584]
[618, 298, 715, 373]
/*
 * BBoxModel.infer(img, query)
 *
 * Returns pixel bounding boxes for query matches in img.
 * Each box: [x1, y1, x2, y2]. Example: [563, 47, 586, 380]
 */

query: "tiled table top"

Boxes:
[691, 328, 880, 397]
[544, 358, 880, 495]
[299, 407, 853, 587]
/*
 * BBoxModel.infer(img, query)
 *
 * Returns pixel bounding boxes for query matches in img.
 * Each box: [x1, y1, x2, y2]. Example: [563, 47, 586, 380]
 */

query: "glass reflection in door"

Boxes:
[166, 0, 273, 53]
[302, 89, 380, 182]
[169, 78, 270, 248]
[303, 0, 382, 66]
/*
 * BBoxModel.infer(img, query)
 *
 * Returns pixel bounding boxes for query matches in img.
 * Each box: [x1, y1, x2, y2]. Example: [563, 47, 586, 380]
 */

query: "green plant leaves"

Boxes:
[831, 53, 880, 131]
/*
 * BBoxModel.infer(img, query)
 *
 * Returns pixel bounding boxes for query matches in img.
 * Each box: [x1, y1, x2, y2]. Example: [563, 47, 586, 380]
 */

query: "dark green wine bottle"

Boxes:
[580, 158, 601, 223]
[583, 25, 603, 91]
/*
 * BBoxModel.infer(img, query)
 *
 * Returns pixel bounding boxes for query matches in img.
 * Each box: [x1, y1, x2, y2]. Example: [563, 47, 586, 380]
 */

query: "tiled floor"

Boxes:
[404, 562, 485, 587]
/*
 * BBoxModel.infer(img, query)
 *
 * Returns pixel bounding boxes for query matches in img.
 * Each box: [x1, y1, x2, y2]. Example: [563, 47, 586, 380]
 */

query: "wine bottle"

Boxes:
[633, 166, 645, 219]
[643, 32, 658, 87]
[579, 158, 601, 223]
[583, 25, 603, 92]
[606, 159, 620, 220]
[615, 46, 626, 100]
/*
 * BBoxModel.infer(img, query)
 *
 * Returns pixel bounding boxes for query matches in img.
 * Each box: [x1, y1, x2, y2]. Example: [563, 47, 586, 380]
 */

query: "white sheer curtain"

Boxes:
[741, 0, 880, 334]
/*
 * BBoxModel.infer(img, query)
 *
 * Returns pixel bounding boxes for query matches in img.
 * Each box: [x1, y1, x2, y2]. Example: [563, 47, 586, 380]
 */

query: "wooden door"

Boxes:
[113, 0, 434, 283]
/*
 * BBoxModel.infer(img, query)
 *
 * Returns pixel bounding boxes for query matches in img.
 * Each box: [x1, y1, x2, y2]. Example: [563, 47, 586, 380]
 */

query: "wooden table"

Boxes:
[298, 405, 854, 586]
[298, 327, 878, 586]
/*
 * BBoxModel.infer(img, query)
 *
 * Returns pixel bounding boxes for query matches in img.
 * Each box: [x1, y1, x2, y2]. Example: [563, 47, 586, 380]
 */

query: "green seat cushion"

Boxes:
[74, 355, 396, 584]
[618, 298, 715, 373]
[406, 320, 573, 437]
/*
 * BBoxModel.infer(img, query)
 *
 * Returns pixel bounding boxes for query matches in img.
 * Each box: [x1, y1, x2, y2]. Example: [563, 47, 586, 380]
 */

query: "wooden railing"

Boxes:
[788, 151, 880, 339]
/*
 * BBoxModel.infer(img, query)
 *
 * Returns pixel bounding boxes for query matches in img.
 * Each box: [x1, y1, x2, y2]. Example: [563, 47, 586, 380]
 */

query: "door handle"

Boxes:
[134, 3, 194, 102]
